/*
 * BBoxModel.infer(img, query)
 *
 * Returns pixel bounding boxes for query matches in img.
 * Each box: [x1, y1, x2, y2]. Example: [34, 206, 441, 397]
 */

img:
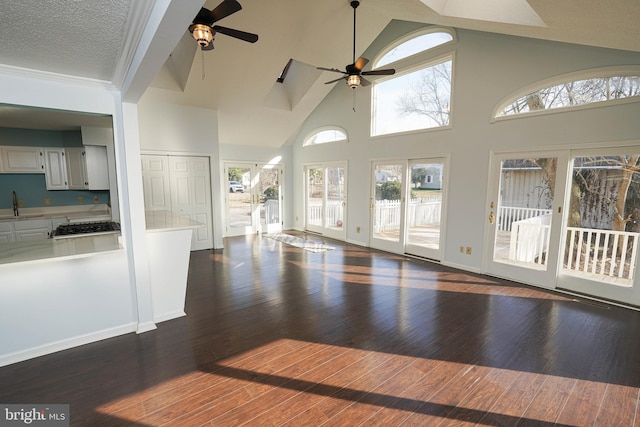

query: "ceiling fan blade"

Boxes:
[354, 57, 369, 72]
[210, 0, 242, 23]
[360, 77, 371, 87]
[317, 67, 346, 74]
[193, 7, 215, 25]
[213, 25, 258, 43]
[325, 76, 347, 85]
[362, 68, 396, 76]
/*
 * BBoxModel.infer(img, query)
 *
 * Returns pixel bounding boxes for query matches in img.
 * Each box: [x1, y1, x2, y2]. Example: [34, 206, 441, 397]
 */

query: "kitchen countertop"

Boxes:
[145, 211, 204, 232]
[0, 233, 122, 266]
[0, 205, 112, 223]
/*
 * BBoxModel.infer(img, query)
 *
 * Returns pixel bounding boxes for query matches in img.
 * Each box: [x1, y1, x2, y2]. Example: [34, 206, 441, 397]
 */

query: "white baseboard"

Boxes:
[0, 323, 137, 368]
[153, 310, 186, 324]
[441, 260, 482, 274]
[346, 239, 368, 247]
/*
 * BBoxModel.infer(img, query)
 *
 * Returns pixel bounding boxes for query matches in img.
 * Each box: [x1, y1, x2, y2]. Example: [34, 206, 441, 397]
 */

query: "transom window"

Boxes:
[303, 127, 348, 147]
[495, 67, 640, 119]
[371, 28, 455, 137]
[375, 30, 454, 68]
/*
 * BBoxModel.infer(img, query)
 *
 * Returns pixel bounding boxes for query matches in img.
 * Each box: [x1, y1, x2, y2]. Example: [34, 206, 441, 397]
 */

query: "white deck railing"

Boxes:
[564, 227, 639, 281]
[373, 199, 442, 233]
[498, 206, 552, 231]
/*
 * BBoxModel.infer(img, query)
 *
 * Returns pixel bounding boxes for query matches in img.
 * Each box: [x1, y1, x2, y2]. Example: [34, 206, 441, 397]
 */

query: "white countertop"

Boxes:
[0, 234, 122, 266]
[0, 205, 112, 223]
[145, 211, 204, 232]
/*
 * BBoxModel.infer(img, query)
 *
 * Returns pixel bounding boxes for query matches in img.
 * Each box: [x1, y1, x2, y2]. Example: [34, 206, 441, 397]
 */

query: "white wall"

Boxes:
[291, 22, 640, 272]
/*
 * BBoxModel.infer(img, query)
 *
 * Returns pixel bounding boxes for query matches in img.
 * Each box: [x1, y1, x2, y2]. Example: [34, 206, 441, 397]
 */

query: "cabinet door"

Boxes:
[44, 148, 68, 190]
[84, 146, 109, 190]
[1, 146, 44, 173]
[65, 147, 87, 189]
[14, 219, 51, 241]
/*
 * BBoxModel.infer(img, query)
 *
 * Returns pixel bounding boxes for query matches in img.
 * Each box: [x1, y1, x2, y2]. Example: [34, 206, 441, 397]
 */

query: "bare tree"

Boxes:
[395, 61, 452, 126]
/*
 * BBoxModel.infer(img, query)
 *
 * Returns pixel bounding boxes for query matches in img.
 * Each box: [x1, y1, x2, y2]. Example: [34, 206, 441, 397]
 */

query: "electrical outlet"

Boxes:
[356, 226, 361, 233]
[466, 246, 472, 255]
[459, 246, 464, 253]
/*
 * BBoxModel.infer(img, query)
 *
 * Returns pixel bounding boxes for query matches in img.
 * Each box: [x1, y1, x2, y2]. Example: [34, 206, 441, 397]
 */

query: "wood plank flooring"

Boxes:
[2, 232, 640, 426]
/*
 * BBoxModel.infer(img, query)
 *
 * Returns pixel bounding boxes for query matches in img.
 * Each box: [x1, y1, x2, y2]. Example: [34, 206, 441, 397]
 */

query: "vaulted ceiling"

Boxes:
[1, 0, 639, 146]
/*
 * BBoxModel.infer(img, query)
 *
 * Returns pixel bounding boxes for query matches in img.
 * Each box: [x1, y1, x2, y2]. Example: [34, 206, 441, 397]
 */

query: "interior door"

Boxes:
[370, 161, 406, 254]
[141, 155, 214, 251]
[484, 151, 568, 288]
[557, 147, 640, 306]
[225, 163, 284, 236]
[304, 163, 347, 240]
[168, 156, 214, 250]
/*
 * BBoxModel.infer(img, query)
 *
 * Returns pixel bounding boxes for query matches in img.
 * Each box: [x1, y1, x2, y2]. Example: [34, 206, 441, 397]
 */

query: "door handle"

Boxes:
[489, 211, 495, 224]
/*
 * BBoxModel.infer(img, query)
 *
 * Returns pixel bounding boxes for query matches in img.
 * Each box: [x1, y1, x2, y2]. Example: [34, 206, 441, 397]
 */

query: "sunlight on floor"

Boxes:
[97, 338, 638, 426]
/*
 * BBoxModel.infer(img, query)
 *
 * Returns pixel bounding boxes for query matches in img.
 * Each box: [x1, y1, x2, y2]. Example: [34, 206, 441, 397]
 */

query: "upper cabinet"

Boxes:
[0, 146, 44, 173]
[66, 146, 109, 190]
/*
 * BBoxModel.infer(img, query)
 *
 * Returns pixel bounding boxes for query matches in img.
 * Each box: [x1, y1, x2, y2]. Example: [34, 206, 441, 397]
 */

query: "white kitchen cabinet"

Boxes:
[44, 148, 68, 190]
[0, 146, 44, 173]
[0, 222, 14, 243]
[14, 219, 51, 241]
[66, 146, 109, 190]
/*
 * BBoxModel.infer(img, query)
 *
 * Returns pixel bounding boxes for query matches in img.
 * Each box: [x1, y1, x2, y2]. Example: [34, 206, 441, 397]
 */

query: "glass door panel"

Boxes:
[226, 165, 253, 236]
[406, 159, 446, 259]
[258, 165, 282, 234]
[326, 166, 345, 233]
[485, 152, 567, 288]
[306, 167, 324, 232]
[371, 162, 405, 253]
[558, 150, 640, 305]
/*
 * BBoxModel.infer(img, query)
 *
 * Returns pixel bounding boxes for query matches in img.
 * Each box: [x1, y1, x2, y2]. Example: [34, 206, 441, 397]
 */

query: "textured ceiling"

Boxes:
[0, 0, 133, 81]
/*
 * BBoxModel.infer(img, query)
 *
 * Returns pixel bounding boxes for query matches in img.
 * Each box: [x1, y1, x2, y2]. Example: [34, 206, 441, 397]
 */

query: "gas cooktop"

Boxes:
[52, 221, 121, 239]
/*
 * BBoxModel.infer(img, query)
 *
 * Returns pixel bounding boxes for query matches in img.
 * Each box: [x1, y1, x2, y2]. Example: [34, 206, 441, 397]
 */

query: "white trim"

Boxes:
[0, 323, 137, 368]
[154, 310, 187, 324]
[136, 321, 157, 334]
[0, 63, 114, 89]
[441, 260, 482, 274]
[491, 65, 640, 122]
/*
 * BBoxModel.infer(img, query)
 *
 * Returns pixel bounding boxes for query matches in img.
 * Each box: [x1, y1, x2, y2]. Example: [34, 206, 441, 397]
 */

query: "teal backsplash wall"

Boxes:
[1, 174, 109, 209]
[0, 128, 109, 209]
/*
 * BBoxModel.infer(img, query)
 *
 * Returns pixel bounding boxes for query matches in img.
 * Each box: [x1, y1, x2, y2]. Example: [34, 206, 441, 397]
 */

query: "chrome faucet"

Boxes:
[12, 191, 18, 217]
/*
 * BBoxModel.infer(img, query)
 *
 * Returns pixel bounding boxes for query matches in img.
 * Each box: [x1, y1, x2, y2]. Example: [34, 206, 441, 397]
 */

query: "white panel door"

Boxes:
[169, 156, 213, 251]
[141, 156, 171, 211]
[142, 155, 214, 251]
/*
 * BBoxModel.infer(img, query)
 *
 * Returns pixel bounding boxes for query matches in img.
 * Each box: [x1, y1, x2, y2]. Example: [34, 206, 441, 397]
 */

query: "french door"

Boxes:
[305, 163, 347, 240]
[370, 158, 448, 260]
[485, 147, 640, 306]
[225, 162, 283, 236]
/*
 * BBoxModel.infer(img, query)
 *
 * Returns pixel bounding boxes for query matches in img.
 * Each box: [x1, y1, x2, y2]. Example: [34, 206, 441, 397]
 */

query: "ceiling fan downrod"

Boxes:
[351, 1, 360, 64]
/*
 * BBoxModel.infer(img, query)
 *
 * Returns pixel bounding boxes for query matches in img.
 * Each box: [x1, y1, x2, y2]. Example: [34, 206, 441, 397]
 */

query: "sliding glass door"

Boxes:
[370, 158, 448, 260]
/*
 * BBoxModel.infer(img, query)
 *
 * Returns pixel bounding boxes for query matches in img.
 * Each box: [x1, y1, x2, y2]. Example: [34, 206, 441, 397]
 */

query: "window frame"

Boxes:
[371, 52, 455, 138]
[492, 65, 640, 123]
[302, 126, 349, 147]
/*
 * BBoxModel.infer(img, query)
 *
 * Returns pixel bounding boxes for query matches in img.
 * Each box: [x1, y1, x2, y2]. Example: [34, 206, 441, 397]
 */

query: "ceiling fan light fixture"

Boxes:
[191, 23, 214, 47]
[347, 74, 361, 88]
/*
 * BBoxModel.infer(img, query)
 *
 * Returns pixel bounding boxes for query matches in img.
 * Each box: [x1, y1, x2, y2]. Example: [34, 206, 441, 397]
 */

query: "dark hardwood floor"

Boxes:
[2, 232, 640, 426]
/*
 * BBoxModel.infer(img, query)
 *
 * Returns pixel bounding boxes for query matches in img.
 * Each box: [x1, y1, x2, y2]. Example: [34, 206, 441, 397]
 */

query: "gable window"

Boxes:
[303, 127, 348, 147]
[495, 67, 640, 119]
[371, 28, 455, 137]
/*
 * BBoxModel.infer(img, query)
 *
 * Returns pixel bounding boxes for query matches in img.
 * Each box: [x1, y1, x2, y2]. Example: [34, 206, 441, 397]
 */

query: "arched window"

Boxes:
[375, 29, 454, 68]
[494, 67, 640, 119]
[371, 28, 456, 137]
[303, 127, 348, 147]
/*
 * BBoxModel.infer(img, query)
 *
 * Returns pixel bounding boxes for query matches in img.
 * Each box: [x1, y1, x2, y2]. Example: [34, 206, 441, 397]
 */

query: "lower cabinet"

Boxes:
[0, 217, 69, 242]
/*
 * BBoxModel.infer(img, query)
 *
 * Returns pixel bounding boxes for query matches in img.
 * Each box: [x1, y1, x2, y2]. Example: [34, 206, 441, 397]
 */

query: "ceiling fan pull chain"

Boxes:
[352, 89, 356, 112]
[201, 50, 206, 80]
